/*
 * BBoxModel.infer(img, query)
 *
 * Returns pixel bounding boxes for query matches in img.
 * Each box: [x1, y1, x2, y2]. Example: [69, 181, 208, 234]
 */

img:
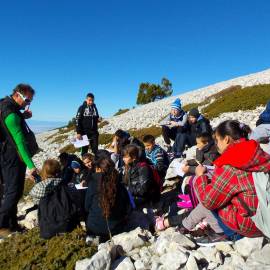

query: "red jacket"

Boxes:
[194, 139, 270, 237]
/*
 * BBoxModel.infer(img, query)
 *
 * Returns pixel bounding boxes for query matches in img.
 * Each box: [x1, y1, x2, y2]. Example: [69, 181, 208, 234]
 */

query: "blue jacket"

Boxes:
[257, 101, 270, 126]
[145, 144, 169, 176]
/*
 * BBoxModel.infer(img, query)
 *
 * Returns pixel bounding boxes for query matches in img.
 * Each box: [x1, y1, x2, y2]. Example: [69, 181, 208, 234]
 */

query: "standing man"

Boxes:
[0, 84, 38, 238]
[76, 93, 100, 156]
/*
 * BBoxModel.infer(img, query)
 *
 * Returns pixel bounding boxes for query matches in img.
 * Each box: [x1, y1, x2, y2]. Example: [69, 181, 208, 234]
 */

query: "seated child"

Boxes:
[81, 153, 95, 186]
[29, 159, 62, 204]
[143, 134, 169, 178]
[122, 144, 160, 207]
[85, 157, 131, 240]
[182, 132, 219, 175]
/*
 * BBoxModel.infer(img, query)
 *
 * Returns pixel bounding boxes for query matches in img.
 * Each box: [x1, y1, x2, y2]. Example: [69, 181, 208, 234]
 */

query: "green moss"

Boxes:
[51, 134, 69, 144]
[129, 126, 162, 140]
[23, 179, 35, 197]
[98, 120, 109, 129]
[113, 108, 130, 116]
[59, 144, 77, 154]
[0, 227, 97, 270]
[202, 84, 270, 119]
[99, 133, 114, 145]
[182, 103, 200, 112]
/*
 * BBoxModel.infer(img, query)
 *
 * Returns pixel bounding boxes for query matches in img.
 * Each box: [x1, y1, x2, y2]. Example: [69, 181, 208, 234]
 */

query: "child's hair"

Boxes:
[215, 120, 251, 140]
[58, 152, 69, 165]
[95, 157, 118, 219]
[82, 153, 94, 162]
[86, 93, 94, 99]
[122, 144, 140, 160]
[143, 135, 155, 144]
[41, 159, 61, 180]
[196, 132, 213, 144]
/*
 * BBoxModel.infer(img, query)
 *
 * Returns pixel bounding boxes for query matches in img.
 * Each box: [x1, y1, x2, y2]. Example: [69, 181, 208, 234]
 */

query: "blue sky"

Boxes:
[0, 0, 270, 123]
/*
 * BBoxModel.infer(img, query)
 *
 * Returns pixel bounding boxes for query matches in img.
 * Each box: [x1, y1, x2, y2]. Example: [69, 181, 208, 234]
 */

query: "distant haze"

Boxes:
[27, 120, 67, 134]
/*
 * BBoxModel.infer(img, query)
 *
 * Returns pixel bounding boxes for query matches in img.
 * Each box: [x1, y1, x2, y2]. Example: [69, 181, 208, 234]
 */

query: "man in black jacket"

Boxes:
[76, 93, 100, 156]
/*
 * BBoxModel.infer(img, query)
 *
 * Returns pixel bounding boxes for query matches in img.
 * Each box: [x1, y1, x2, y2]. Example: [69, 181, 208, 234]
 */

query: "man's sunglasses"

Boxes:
[17, 92, 32, 104]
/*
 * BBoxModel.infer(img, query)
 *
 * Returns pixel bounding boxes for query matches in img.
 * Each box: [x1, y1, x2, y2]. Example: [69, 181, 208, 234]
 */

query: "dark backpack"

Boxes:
[38, 184, 80, 239]
[138, 161, 163, 193]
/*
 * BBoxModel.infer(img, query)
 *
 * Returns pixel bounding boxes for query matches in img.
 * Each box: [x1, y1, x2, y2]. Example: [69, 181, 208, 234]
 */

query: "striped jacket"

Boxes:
[194, 139, 270, 237]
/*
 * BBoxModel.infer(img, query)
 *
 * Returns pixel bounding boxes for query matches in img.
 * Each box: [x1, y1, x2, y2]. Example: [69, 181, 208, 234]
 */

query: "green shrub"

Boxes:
[129, 126, 162, 140]
[59, 144, 77, 154]
[114, 108, 130, 116]
[182, 103, 200, 112]
[202, 84, 270, 119]
[0, 227, 97, 270]
[23, 179, 35, 197]
[51, 134, 69, 144]
[99, 133, 114, 145]
[98, 120, 109, 129]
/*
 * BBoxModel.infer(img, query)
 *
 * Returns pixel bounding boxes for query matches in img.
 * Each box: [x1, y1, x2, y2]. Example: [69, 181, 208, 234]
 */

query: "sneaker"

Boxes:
[178, 194, 191, 201]
[155, 216, 166, 231]
[196, 232, 233, 247]
[177, 200, 193, 209]
[0, 228, 13, 239]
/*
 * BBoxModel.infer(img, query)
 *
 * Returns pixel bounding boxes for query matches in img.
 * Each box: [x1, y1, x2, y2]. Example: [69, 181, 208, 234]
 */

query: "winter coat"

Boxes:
[124, 161, 156, 206]
[256, 101, 270, 126]
[75, 102, 99, 134]
[187, 141, 219, 174]
[194, 139, 270, 237]
[145, 144, 169, 177]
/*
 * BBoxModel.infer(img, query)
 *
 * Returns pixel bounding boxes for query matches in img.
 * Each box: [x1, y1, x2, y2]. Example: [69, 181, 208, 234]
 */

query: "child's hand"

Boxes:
[80, 180, 87, 187]
[195, 165, 207, 176]
[182, 164, 190, 173]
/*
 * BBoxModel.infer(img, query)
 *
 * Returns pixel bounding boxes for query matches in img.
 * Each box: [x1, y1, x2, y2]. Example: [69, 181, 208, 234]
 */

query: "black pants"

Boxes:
[81, 132, 99, 156]
[162, 126, 183, 145]
[173, 132, 196, 154]
[0, 145, 26, 229]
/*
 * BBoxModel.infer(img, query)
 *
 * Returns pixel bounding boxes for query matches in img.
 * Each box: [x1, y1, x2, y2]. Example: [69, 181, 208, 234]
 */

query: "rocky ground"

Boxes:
[14, 68, 270, 269]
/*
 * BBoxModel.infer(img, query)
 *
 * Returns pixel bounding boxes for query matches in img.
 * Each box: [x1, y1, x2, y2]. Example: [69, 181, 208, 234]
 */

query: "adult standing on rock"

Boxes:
[0, 84, 39, 238]
[76, 93, 101, 156]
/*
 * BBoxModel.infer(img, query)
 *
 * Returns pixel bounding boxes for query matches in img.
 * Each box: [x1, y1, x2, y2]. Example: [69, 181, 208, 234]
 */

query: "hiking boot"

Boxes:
[0, 228, 13, 239]
[196, 232, 233, 247]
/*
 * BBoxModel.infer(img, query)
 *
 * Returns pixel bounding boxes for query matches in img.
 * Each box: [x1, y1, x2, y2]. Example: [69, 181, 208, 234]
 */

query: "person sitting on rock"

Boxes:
[29, 159, 62, 205]
[58, 152, 84, 185]
[173, 108, 212, 157]
[85, 156, 131, 241]
[109, 129, 145, 171]
[122, 144, 160, 208]
[182, 132, 219, 175]
[156, 120, 270, 246]
[250, 101, 270, 153]
[160, 98, 187, 158]
[143, 134, 169, 178]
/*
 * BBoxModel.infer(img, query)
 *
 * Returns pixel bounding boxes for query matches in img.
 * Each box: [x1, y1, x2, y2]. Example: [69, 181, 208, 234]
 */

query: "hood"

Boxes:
[214, 139, 270, 172]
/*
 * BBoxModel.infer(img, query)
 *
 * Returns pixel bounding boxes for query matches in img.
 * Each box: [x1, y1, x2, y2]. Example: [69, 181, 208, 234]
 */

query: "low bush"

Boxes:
[113, 108, 130, 116]
[202, 84, 270, 119]
[0, 227, 97, 270]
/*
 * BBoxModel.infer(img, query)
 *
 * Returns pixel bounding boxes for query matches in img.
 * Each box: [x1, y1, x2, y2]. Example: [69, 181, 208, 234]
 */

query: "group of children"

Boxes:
[28, 99, 270, 246]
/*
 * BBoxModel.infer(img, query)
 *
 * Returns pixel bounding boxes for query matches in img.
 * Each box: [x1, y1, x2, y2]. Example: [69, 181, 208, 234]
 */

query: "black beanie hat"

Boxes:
[189, 108, 200, 119]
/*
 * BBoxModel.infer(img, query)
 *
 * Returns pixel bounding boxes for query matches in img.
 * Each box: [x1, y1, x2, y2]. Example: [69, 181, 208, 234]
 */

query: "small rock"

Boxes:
[111, 257, 135, 270]
[134, 259, 146, 270]
[186, 255, 199, 270]
[160, 251, 188, 270]
[197, 247, 218, 263]
[112, 228, 152, 253]
[75, 249, 111, 270]
[234, 237, 264, 258]
[246, 244, 270, 265]
[215, 242, 233, 254]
